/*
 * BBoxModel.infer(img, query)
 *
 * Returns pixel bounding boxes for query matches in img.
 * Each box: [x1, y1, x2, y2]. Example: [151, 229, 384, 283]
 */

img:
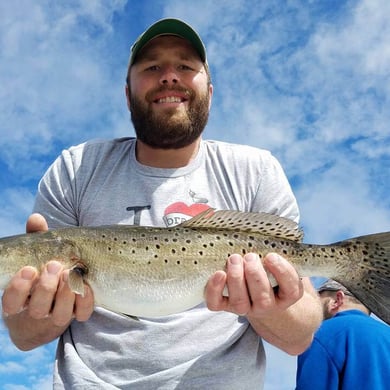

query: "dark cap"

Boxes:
[317, 279, 353, 296]
[130, 18, 207, 65]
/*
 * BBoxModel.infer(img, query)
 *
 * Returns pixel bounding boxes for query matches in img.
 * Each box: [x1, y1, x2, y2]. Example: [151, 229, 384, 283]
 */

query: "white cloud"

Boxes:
[0, 361, 25, 374]
[296, 157, 390, 243]
[0, 310, 56, 390]
[0, 188, 35, 236]
[0, 0, 130, 175]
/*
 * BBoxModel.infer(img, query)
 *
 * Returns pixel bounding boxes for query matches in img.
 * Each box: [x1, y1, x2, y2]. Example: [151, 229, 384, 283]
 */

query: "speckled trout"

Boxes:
[0, 210, 389, 323]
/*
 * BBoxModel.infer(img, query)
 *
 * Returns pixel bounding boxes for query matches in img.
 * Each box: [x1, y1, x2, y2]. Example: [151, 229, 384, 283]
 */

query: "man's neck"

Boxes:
[135, 138, 201, 168]
[337, 303, 370, 316]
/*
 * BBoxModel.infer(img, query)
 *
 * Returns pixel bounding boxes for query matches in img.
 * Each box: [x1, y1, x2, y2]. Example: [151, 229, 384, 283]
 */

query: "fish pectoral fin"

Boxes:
[68, 268, 86, 296]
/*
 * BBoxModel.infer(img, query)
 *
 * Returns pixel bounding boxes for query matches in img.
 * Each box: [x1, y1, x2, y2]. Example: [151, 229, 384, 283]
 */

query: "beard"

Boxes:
[129, 85, 210, 149]
[321, 297, 334, 320]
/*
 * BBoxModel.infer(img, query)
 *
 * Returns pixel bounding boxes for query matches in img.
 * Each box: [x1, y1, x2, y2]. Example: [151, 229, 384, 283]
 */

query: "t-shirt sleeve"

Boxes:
[33, 148, 79, 228]
[252, 152, 300, 223]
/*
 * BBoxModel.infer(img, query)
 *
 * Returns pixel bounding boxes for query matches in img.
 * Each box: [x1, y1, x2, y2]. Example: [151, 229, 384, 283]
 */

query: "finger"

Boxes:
[26, 213, 48, 233]
[74, 284, 95, 322]
[243, 253, 275, 311]
[50, 270, 76, 327]
[28, 261, 63, 319]
[263, 253, 303, 306]
[204, 271, 228, 311]
[2, 267, 38, 315]
[226, 254, 250, 315]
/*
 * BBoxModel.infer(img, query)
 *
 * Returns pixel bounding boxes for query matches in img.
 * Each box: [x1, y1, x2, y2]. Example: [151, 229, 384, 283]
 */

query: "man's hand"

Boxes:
[205, 252, 322, 355]
[1, 213, 94, 350]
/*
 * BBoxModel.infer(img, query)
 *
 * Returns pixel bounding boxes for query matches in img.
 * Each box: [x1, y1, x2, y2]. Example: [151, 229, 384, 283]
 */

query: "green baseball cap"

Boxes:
[130, 18, 207, 65]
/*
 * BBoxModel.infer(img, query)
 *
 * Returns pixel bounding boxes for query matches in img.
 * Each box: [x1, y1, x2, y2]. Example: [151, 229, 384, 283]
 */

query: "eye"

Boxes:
[145, 65, 160, 72]
[178, 64, 194, 71]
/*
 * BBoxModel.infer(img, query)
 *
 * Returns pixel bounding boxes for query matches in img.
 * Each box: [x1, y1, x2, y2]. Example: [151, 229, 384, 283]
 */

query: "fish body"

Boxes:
[0, 210, 389, 323]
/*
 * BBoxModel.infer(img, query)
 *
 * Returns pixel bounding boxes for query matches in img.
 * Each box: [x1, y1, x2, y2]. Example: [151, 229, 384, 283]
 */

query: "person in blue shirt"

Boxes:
[296, 279, 390, 390]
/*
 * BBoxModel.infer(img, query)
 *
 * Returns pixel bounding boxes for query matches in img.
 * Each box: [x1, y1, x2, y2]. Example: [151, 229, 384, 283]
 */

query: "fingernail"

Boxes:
[229, 255, 242, 265]
[47, 262, 62, 275]
[267, 253, 282, 264]
[21, 267, 36, 280]
[213, 272, 226, 286]
[245, 253, 258, 262]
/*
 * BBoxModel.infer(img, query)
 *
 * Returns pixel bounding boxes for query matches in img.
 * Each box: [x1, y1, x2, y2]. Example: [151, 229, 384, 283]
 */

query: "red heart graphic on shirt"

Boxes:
[163, 202, 210, 227]
[165, 202, 210, 217]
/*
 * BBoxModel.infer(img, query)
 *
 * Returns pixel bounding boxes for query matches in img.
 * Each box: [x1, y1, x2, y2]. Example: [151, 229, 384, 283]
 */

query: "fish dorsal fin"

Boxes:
[180, 209, 303, 242]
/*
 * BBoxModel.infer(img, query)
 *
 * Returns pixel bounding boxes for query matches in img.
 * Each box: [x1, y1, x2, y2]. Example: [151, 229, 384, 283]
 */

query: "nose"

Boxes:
[159, 65, 179, 85]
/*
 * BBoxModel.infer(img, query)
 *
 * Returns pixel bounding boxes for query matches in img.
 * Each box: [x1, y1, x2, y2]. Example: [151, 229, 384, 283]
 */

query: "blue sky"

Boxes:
[0, 0, 389, 388]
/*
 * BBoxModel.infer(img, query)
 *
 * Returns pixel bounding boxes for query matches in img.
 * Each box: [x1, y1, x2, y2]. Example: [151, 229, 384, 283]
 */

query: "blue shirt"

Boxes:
[296, 310, 390, 390]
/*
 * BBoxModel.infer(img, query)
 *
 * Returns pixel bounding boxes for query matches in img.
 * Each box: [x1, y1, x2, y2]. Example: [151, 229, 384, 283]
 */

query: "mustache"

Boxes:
[145, 86, 194, 101]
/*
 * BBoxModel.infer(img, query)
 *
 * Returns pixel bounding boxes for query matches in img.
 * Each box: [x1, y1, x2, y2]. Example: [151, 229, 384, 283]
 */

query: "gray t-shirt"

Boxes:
[34, 138, 299, 389]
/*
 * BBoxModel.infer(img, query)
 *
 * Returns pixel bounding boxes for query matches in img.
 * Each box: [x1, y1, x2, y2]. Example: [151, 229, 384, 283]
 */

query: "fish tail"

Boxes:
[333, 232, 390, 325]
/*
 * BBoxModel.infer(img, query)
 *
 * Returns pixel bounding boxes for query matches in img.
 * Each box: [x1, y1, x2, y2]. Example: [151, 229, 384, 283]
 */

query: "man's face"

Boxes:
[127, 35, 213, 149]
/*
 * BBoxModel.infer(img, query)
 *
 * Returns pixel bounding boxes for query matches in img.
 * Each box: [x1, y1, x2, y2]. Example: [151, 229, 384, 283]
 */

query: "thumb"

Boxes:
[26, 213, 49, 233]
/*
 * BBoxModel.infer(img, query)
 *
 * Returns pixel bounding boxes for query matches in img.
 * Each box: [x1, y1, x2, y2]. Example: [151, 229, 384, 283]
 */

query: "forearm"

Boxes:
[3, 311, 69, 351]
[248, 278, 322, 355]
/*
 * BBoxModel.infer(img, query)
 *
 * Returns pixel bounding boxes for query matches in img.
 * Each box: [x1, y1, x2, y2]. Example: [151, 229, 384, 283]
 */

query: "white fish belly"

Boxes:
[90, 277, 207, 317]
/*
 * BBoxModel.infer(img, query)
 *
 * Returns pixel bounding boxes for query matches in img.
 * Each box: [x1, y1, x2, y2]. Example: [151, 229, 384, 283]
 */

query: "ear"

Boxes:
[208, 83, 213, 110]
[333, 291, 345, 309]
[125, 84, 131, 110]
